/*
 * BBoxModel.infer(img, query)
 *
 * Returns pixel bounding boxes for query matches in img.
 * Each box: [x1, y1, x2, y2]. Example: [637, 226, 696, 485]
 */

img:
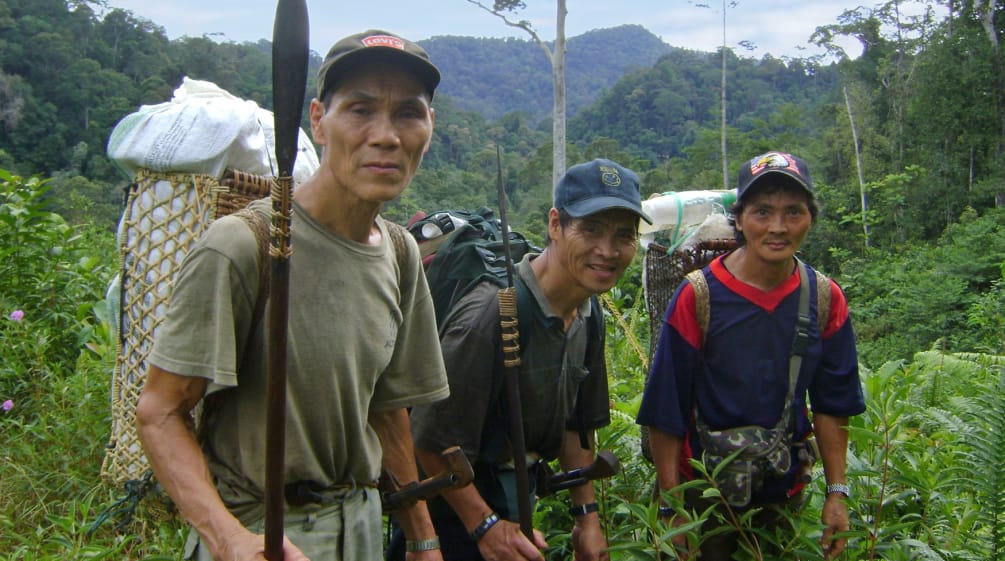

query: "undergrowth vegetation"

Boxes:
[2, 171, 1003, 560]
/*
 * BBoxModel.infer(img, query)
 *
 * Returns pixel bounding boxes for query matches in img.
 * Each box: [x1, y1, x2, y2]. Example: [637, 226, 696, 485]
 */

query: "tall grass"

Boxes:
[0, 171, 186, 559]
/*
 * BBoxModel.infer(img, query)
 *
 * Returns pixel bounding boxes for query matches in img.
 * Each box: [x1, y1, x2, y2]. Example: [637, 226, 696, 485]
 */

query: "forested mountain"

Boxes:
[420, 25, 672, 121]
[0, 0, 1002, 262]
[569, 50, 842, 164]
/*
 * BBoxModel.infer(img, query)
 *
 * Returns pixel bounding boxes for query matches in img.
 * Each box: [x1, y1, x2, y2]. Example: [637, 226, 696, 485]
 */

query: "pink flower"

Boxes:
[9, 310, 23, 322]
[1, 400, 12, 412]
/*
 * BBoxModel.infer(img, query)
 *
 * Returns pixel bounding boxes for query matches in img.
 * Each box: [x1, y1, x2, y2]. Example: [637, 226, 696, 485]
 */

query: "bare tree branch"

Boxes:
[464, 0, 552, 62]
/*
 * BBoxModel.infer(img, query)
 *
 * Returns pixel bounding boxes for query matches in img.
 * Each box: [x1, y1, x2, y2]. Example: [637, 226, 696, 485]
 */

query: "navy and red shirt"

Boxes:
[637, 255, 865, 503]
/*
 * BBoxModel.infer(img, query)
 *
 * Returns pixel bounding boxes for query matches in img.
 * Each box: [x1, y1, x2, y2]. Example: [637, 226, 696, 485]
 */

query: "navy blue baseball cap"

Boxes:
[554, 159, 653, 224]
[736, 151, 814, 202]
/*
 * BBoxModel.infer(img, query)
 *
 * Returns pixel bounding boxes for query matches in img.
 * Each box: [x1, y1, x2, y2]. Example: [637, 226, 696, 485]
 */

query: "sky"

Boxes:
[101, 0, 892, 61]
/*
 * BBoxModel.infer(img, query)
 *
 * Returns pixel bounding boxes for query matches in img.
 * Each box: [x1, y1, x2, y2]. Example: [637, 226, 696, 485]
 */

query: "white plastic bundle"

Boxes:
[639, 190, 737, 250]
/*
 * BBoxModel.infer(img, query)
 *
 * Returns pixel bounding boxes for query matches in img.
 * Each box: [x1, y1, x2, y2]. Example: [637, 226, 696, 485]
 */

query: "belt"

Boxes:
[284, 480, 377, 507]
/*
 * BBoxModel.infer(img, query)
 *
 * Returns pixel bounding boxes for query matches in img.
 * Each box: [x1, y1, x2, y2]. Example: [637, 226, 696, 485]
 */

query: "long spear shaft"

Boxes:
[495, 146, 534, 539]
[265, 1, 308, 559]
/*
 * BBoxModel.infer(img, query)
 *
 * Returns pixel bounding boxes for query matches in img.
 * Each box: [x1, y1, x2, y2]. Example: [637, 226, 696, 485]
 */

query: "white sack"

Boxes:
[107, 76, 319, 184]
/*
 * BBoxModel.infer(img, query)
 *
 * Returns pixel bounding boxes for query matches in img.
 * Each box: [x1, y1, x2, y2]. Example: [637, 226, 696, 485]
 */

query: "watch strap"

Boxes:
[826, 482, 851, 497]
[405, 537, 441, 552]
[569, 502, 599, 516]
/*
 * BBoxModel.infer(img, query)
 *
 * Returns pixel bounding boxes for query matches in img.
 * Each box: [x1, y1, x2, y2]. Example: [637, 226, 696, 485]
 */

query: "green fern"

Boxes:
[925, 353, 1005, 561]
[957, 364, 1005, 560]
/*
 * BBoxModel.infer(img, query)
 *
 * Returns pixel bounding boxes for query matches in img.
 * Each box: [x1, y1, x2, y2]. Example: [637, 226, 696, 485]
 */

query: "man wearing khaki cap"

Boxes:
[137, 30, 449, 561]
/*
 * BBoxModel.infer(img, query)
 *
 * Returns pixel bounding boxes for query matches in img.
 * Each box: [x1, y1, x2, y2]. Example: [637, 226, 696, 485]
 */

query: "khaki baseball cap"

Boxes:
[316, 29, 440, 100]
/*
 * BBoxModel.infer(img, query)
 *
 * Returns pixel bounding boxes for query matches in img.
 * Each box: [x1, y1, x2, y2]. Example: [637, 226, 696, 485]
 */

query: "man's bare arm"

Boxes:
[370, 408, 442, 560]
[558, 430, 608, 561]
[648, 427, 683, 494]
[136, 364, 306, 561]
[814, 413, 852, 560]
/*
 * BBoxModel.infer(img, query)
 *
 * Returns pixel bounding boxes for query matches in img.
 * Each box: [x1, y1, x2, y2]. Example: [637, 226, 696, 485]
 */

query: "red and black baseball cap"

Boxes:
[736, 151, 813, 202]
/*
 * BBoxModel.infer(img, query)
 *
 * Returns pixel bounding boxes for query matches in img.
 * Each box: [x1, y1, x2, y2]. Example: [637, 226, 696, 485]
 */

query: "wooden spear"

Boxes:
[495, 146, 534, 539]
[264, 1, 308, 559]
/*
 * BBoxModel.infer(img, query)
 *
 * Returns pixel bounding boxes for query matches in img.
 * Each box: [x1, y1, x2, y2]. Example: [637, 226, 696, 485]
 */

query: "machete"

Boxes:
[265, 1, 308, 559]
[535, 449, 620, 497]
[495, 146, 534, 540]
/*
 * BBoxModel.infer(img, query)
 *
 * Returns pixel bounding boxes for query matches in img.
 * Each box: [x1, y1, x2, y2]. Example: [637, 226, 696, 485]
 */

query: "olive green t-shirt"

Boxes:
[150, 199, 449, 518]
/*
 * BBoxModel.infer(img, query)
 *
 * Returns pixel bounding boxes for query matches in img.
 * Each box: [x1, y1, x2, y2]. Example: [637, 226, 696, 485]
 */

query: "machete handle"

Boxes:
[382, 446, 474, 511]
[538, 449, 621, 497]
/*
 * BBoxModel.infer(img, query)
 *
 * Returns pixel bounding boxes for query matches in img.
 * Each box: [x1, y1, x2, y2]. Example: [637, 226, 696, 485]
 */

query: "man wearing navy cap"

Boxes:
[137, 30, 449, 561]
[393, 159, 651, 561]
[638, 151, 864, 559]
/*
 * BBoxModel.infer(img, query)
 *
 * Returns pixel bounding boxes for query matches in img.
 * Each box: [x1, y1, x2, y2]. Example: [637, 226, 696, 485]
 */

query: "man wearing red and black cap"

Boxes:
[638, 151, 864, 559]
[137, 30, 449, 561]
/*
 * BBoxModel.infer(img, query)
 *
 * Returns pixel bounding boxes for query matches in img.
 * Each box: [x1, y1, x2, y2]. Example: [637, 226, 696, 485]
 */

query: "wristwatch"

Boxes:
[405, 537, 441, 552]
[826, 482, 851, 498]
[569, 502, 599, 516]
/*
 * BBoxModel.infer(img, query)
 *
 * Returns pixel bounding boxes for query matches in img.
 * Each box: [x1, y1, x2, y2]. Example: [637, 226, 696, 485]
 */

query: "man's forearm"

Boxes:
[647, 427, 684, 495]
[558, 430, 600, 509]
[813, 413, 850, 486]
[415, 446, 492, 532]
[370, 408, 437, 540]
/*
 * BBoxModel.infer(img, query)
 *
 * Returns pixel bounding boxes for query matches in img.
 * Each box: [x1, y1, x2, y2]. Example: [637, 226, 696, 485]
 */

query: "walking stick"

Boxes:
[265, 1, 308, 559]
[495, 146, 534, 540]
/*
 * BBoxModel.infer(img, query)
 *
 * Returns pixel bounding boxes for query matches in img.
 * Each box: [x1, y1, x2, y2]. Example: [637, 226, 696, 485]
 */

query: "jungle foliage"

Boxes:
[1, 0, 1004, 559]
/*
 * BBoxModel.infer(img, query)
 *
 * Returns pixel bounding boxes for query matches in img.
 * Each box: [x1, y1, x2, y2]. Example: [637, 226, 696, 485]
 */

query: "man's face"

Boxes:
[309, 61, 434, 204]
[549, 208, 639, 295]
[735, 185, 813, 266]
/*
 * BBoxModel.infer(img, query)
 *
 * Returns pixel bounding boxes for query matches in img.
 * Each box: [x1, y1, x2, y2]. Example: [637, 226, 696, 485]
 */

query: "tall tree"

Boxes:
[975, 0, 1003, 162]
[466, 0, 568, 190]
[692, 0, 740, 190]
[843, 84, 869, 249]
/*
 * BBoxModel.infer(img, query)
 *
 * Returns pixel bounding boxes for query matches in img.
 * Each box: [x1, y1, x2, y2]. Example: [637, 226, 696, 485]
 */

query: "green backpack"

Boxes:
[407, 208, 539, 328]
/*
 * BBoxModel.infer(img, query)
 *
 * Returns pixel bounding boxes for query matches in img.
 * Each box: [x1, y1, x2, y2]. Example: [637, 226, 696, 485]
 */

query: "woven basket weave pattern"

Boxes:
[640, 239, 736, 463]
[101, 169, 270, 486]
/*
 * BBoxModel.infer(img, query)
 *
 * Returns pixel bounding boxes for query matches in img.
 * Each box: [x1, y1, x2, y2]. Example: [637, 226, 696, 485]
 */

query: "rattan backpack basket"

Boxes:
[101, 168, 272, 487]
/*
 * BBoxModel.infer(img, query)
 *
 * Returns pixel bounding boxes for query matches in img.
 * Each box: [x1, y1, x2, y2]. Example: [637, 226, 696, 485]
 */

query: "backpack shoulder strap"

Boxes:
[232, 206, 271, 331]
[385, 220, 411, 275]
[514, 275, 542, 352]
[685, 268, 710, 338]
[814, 269, 831, 334]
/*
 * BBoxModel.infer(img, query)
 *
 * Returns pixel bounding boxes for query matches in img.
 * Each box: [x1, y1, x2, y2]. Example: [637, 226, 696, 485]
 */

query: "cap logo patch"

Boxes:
[599, 165, 622, 188]
[750, 152, 802, 179]
[362, 35, 405, 50]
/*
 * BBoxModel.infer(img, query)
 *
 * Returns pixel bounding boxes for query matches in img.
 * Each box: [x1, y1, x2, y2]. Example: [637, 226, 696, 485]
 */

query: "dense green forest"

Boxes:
[2, 0, 1005, 559]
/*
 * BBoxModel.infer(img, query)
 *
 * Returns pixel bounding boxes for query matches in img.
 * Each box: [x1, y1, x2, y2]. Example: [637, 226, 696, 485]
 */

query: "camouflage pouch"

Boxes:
[696, 421, 792, 507]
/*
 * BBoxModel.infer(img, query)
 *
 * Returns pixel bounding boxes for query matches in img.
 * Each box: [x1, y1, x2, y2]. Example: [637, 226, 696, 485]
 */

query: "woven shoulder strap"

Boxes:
[814, 269, 831, 334]
[385, 220, 411, 278]
[231, 206, 272, 332]
[685, 269, 710, 337]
